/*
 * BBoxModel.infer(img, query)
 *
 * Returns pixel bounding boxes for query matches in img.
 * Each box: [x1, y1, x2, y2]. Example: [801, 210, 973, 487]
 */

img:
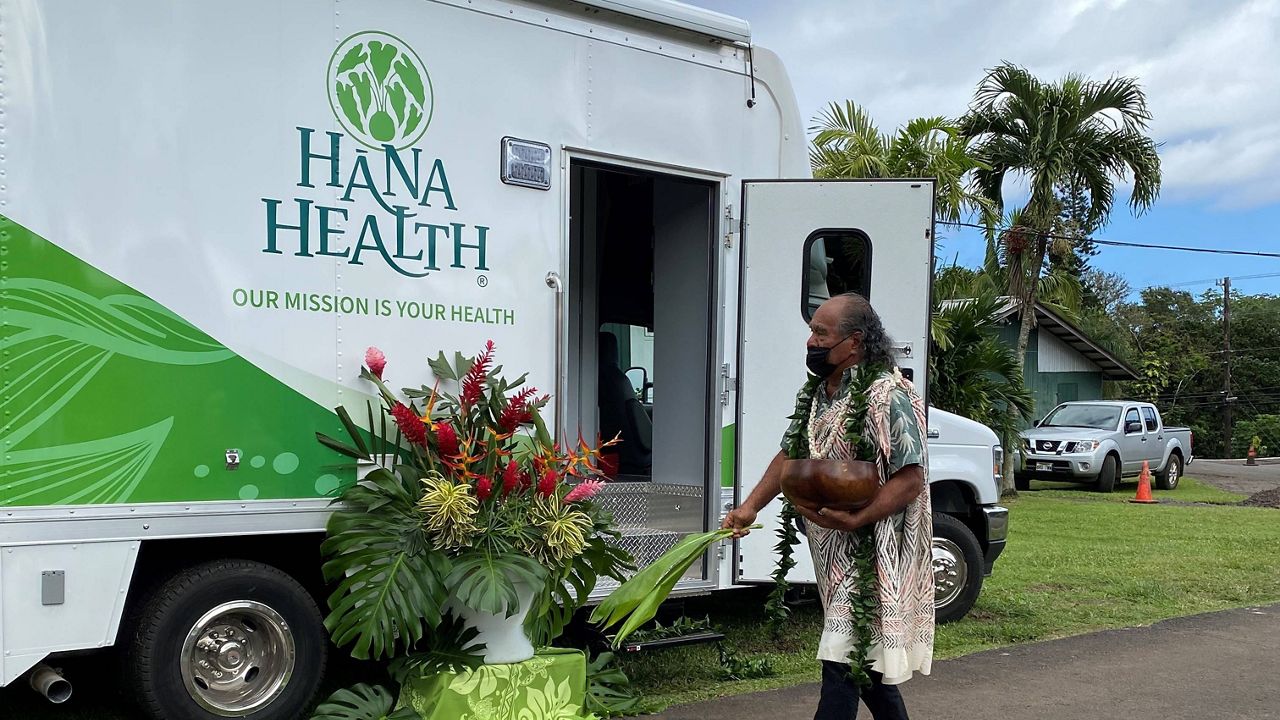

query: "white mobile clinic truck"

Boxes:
[1, 0, 1007, 717]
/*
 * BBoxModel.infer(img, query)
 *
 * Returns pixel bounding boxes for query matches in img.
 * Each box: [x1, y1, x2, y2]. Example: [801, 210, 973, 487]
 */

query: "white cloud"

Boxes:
[695, 0, 1280, 208]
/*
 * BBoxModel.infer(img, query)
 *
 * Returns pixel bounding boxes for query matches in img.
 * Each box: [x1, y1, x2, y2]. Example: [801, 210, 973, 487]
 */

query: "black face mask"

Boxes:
[805, 334, 855, 378]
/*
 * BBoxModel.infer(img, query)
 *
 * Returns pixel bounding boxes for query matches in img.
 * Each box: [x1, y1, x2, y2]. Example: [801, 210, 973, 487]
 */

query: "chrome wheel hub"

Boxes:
[181, 601, 295, 716]
[932, 538, 968, 609]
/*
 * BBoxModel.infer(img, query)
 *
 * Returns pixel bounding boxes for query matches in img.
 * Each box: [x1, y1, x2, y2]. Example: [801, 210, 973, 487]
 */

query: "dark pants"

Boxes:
[814, 661, 909, 720]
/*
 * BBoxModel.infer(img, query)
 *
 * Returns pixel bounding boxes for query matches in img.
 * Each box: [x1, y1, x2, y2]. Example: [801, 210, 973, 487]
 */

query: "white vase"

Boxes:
[448, 579, 537, 664]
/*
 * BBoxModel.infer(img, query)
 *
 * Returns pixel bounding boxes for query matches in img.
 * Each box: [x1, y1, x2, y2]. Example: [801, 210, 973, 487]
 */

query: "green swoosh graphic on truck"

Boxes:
[1, 214, 350, 507]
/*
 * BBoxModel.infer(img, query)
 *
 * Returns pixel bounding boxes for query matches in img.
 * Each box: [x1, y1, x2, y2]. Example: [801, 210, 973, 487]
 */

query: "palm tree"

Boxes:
[961, 63, 1161, 492]
[930, 289, 1035, 441]
[961, 63, 1160, 371]
[810, 101, 995, 224]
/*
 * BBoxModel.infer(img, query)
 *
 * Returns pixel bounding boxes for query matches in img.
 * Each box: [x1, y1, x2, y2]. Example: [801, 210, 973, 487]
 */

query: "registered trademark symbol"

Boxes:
[476, 275, 489, 288]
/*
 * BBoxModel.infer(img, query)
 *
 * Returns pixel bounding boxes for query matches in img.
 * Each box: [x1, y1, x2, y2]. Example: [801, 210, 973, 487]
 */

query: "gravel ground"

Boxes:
[1242, 486, 1280, 508]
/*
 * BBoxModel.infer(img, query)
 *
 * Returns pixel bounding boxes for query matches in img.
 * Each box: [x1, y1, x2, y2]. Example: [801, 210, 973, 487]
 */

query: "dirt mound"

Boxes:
[1241, 487, 1280, 508]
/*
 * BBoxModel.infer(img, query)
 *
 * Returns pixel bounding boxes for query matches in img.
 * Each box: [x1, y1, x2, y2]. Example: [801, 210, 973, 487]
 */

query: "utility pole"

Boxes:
[1221, 276, 1234, 458]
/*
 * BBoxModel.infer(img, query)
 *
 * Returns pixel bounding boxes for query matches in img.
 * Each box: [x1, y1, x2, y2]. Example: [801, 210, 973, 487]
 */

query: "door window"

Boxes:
[1141, 406, 1159, 432]
[802, 230, 871, 321]
[1125, 408, 1142, 434]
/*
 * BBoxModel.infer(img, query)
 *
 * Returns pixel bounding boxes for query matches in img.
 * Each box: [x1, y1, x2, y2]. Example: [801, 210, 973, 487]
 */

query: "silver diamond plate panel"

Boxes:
[594, 482, 703, 528]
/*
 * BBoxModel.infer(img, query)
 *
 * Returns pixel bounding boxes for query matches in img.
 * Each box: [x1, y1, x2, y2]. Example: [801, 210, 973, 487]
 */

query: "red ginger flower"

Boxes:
[565, 479, 605, 502]
[477, 476, 494, 501]
[365, 346, 387, 379]
[391, 402, 427, 447]
[537, 469, 558, 498]
[502, 461, 521, 496]
[435, 422, 459, 458]
[499, 387, 539, 433]
[460, 341, 495, 409]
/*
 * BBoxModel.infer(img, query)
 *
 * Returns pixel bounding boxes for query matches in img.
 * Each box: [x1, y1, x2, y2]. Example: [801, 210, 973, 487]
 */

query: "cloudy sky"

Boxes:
[695, 0, 1280, 297]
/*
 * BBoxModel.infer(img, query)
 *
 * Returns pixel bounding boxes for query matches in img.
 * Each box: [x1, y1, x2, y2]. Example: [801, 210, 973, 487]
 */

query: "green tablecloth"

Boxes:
[397, 647, 597, 720]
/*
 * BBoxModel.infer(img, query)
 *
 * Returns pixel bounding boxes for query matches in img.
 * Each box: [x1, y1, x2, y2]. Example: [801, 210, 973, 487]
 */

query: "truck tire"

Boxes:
[1014, 474, 1030, 491]
[128, 559, 327, 720]
[932, 513, 984, 624]
[1157, 453, 1182, 490]
[1095, 454, 1118, 493]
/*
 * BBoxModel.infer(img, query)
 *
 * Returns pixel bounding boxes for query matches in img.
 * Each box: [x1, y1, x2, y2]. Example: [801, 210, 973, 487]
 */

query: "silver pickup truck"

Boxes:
[1017, 401, 1194, 492]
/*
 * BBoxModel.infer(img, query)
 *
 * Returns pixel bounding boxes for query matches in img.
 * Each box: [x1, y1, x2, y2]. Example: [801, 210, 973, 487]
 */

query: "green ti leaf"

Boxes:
[592, 527, 748, 647]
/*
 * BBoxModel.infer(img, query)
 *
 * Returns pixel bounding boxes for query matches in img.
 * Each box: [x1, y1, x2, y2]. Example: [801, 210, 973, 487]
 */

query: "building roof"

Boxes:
[942, 297, 1140, 381]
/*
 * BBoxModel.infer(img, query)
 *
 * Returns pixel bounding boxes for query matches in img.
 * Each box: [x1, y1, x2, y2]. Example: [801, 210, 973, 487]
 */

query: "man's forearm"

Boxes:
[742, 451, 786, 512]
[847, 465, 924, 528]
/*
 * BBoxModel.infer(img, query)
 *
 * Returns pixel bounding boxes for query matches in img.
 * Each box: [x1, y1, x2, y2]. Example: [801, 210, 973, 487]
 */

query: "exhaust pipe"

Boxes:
[29, 664, 72, 704]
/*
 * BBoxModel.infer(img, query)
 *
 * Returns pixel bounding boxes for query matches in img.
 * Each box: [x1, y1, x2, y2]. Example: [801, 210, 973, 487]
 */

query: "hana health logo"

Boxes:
[327, 31, 434, 150]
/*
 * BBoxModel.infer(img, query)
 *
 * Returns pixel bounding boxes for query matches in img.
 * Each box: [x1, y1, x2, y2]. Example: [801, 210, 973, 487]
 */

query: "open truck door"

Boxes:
[735, 180, 935, 584]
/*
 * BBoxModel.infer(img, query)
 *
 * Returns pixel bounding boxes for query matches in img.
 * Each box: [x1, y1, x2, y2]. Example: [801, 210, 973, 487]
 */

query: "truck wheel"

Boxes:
[1157, 454, 1182, 490]
[932, 513, 984, 624]
[1095, 455, 1118, 493]
[129, 559, 327, 720]
[1014, 474, 1030, 491]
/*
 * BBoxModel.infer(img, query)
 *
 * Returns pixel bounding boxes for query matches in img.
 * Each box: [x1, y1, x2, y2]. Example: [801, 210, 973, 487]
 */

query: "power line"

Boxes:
[1155, 272, 1280, 290]
[1207, 345, 1280, 355]
[939, 220, 1280, 259]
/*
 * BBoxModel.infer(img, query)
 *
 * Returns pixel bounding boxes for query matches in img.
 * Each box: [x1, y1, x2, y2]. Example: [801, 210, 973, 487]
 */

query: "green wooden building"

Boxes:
[993, 300, 1138, 425]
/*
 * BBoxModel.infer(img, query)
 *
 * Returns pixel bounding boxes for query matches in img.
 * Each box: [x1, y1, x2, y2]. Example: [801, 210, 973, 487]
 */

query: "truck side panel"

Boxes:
[0, 541, 139, 684]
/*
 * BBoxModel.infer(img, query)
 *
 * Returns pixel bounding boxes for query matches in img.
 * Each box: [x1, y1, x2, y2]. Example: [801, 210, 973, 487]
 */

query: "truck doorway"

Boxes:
[568, 160, 717, 586]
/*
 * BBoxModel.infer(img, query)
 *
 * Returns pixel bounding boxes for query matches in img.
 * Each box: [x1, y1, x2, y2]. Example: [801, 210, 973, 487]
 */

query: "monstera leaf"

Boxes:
[321, 467, 450, 660]
[445, 550, 548, 617]
[388, 614, 487, 682]
[310, 683, 420, 720]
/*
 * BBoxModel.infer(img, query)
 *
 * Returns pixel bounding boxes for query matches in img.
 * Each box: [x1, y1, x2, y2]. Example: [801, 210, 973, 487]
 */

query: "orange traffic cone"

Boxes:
[1130, 460, 1157, 504]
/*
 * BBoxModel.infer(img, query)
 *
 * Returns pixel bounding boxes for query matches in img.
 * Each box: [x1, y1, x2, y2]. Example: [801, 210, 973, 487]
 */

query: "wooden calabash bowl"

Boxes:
[780, 458, 880, 513]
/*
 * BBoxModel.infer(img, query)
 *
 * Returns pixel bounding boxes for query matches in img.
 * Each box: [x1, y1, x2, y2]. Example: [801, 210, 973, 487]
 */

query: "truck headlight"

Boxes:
[993, 446, 1004, 483]
[1066, 440, 1099, 453]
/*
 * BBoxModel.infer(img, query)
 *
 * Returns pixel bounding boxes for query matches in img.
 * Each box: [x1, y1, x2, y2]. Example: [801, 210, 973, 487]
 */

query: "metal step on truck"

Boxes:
[1, 1, 1007, 717]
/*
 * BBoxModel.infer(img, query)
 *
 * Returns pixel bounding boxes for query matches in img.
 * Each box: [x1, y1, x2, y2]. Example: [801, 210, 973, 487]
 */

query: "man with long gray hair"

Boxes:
[722, 292, 933, 720]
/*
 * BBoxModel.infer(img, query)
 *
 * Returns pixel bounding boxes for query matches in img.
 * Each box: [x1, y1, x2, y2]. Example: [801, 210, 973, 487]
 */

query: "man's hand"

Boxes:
[794, 505, 865, 532]
[721, 506, 759, 538]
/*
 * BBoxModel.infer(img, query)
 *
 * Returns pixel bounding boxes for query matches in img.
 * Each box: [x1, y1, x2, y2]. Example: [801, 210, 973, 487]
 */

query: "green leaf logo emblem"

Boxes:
[327, 31, 434, 150]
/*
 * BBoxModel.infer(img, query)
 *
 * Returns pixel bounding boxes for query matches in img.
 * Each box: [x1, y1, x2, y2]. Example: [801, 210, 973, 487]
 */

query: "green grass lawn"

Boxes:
[3, 477, 1276, 718]
[618, 476, 1279, 712]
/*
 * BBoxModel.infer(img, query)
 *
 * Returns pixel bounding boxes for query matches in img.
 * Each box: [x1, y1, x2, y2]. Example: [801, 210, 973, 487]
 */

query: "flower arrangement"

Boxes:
[316, 341, 633, 672]
[313, 342, 746, 717]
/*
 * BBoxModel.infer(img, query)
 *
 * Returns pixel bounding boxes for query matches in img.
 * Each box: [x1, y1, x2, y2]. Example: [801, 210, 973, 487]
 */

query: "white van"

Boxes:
[0, 1, 1006, 717]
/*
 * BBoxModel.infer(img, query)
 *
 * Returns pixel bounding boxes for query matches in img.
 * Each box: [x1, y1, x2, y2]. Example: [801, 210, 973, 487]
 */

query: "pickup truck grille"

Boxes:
[1032, 440, 1061, 453]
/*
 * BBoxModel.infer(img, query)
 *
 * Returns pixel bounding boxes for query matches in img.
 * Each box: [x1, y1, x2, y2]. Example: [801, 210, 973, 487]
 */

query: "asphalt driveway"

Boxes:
[648, 605, 1280, 720]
